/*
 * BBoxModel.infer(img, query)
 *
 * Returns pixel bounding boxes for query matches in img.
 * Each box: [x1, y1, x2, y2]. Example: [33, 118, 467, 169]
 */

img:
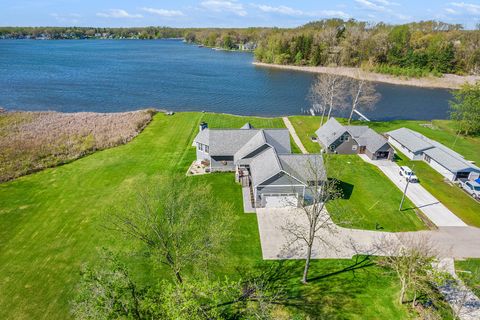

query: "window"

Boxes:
[352, 145, 358, 151]
[204, 145, 209, 153]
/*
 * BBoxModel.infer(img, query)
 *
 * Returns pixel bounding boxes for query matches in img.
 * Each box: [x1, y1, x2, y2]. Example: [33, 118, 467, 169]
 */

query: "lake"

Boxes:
[0, 39, 453, 120]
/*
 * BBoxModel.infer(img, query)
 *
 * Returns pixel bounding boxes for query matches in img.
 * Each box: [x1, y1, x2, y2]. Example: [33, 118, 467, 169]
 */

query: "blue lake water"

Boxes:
[0, 39, 453, 120]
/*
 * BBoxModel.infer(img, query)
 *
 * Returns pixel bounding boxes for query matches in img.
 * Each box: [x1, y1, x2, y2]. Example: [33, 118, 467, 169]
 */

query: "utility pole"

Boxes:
[399, 178, 410, 211]
[399, 164, 415, 211]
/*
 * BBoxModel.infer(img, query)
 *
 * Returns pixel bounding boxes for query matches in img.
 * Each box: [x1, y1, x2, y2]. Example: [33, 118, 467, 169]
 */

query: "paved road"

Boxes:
[282, 117, 309, 154]
[256, 207, 480, 260]
[359, 154, 467, 227]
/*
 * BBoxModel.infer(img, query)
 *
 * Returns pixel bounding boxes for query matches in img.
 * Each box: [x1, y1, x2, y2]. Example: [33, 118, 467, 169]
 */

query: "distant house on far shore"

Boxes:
[315, 118, 394, 160]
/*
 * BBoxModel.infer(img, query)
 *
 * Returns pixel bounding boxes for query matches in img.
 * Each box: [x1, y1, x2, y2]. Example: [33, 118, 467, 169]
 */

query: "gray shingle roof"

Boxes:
[423, 148, 480, 173]
[358, 128, 390, 153]
[249, 147, 282, 186]
[278, 154, 326, 185]
[233, 131, 266, 163]
[193, 129, 258, 156]
[263, 129, 292, 154]
[241, 122, 254, 129]
[386, 128, 433, 153]
[344, 125, 369, 137]
[315, 118, 390, 153]
[315, 118, 347, 147]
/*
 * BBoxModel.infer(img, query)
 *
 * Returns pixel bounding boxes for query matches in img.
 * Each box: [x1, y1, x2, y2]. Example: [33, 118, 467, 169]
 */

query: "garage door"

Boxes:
[264, 194, 298, 208]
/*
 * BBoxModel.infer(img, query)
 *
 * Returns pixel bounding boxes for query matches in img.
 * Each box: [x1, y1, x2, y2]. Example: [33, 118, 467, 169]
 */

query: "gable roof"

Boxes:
[249, 147, 283, 186]
[357, 128, 391, 153]
[234, 130, 267, 163]
[315, 118, 390, 153]
[424, 147, 480, 173]
[240, 122, 254, 129]
[386, 128, 434, 153]
[344, 125, 369, 137]
[263, 129, 292, 154]
[278, 154, 325, 185]
[315, 118, 347, 147]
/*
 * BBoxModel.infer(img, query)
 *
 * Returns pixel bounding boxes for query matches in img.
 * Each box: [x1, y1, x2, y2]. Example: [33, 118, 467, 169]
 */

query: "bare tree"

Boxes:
[282, 156, 343, 284]
[377, 235, 439, 306]
[347, 75, 380, 124]
[309, 74, 349, 126]
[107, 177, 235, 284]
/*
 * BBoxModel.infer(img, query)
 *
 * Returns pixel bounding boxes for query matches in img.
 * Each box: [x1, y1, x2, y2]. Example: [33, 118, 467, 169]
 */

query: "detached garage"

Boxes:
[423, 148, 480, 181]
[386, 128, 432, 160]
[387, 127, 480, 181]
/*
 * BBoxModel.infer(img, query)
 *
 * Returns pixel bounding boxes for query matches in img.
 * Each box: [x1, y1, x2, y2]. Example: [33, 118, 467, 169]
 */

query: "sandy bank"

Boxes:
[253, 62, 480, 90]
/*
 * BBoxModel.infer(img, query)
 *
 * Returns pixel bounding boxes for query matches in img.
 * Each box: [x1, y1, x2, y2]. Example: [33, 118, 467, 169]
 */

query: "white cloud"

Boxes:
[96, 9, 143, 19]
[200, 0, 247, 16]
[355, 0, 410, 20]
[251, 4, 349, 19]
[449, 2, 480, 15]
[141, 7, 184, 17]
[355, 0, 386, 11]
[445, 8, 459, 14]
[50, 13, 81, 24]
[252, 4, 304, 16]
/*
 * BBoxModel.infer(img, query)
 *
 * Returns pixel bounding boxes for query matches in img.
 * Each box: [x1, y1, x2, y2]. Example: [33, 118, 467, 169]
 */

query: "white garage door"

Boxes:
[264, 194, 298, 208]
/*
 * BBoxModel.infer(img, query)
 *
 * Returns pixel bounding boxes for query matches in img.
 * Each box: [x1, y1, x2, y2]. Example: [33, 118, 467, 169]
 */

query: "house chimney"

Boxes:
[199, 122, 208, 131]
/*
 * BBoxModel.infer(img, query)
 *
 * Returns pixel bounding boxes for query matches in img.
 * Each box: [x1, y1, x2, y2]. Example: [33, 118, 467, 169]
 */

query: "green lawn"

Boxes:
[393, 150, 480, 227]
[0, 112, 416, 319]
[455, 259, 480, 297]
[326, 155, 425, 231]
[288, 116, 480, 227]
[288, 116, 425, 232]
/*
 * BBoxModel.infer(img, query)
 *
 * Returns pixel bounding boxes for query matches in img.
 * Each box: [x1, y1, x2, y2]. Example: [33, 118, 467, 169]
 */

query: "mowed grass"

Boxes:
[455, 259, 480, 297]
[326, 155, 425, 231]
[288, 116, 425, 231]
[0, 112, 413, 319]
[289, 116, 480, 227]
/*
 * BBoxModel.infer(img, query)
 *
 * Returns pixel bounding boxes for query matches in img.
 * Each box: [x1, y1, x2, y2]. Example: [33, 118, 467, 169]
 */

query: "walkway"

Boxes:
[358, 154, 467, 227]
[256, 207, 480, 260]
[282, 117, 308, 154]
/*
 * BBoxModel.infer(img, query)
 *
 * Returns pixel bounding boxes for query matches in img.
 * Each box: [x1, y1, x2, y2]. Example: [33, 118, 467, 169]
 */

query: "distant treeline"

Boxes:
[2, 19, 480, 76]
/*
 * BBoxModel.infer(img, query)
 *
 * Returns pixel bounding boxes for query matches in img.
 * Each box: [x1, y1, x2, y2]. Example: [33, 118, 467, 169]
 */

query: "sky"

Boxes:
[2, 0, 480, 29]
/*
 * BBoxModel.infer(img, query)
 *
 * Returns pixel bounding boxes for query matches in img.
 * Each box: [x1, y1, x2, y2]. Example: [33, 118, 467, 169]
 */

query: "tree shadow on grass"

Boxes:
[336, 180, 354, 200]
[247, 256, 385, 318]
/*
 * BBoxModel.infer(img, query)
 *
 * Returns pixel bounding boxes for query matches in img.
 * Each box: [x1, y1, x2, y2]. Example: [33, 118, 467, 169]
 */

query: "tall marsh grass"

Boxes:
[0, 109, 155, 182]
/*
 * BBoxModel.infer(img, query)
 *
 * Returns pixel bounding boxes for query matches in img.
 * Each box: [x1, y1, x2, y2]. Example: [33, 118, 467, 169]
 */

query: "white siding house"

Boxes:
[387, 136, 424, 160]
[387, 128, 480, 181]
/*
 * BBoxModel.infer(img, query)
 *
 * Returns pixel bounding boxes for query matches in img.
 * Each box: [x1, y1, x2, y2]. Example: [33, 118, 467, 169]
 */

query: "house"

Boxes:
[192, 122, 325, 208]
[387, 128, 480, 181]
[315, 118, 394, 160]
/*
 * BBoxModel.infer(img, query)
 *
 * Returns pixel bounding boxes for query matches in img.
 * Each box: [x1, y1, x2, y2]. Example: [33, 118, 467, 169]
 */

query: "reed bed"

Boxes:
[0, 109, 155, 182]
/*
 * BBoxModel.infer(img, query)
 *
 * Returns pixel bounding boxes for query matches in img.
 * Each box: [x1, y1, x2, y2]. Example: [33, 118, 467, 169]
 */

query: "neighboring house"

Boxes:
[315, 118, 394, 160]
[192, 122, 325, 208]
[387, 128, 480, 181]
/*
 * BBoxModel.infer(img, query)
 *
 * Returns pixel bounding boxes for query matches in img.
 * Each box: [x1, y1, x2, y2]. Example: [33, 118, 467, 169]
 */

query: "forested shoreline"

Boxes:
[2, 19, 480, 77]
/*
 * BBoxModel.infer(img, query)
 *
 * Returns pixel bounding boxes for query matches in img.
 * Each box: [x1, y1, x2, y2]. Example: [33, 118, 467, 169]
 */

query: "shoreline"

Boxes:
[253, 62, 480, 90]
[1, 109, 447, 122]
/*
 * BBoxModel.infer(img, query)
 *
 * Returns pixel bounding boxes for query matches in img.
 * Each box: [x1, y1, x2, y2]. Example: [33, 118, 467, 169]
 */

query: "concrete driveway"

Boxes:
[359, 154, 467, 227]
[256, 207, 480, 260]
